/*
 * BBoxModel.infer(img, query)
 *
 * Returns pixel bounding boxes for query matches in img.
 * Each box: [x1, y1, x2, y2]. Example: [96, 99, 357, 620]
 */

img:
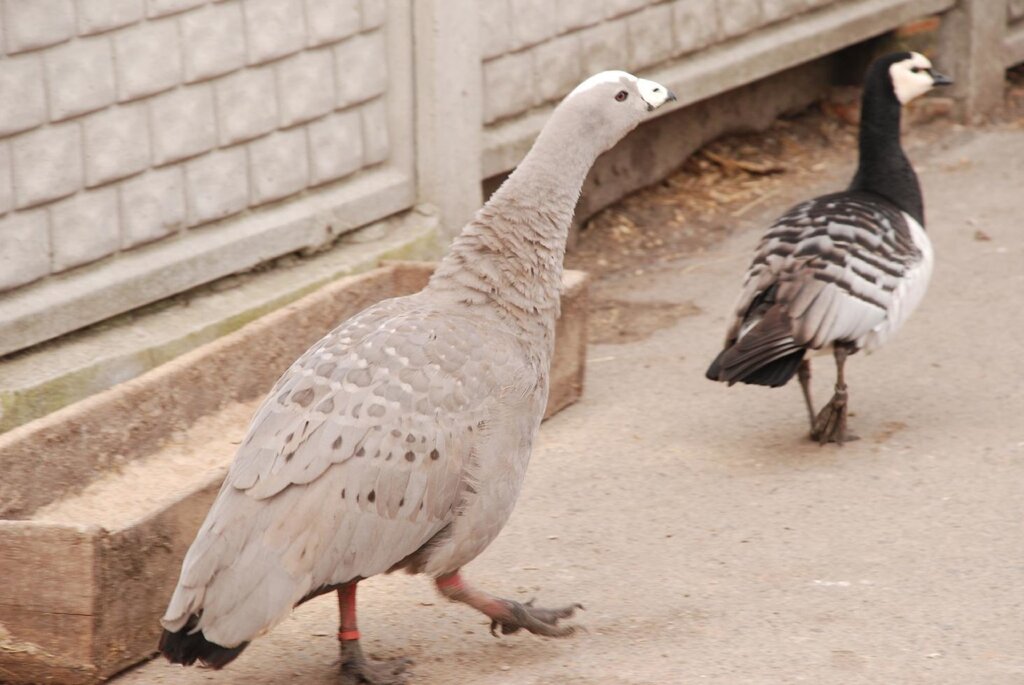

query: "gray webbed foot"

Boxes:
[489, 598, 584, 638]
[810, 389, 860, 445]
[339, 640, 412, 685]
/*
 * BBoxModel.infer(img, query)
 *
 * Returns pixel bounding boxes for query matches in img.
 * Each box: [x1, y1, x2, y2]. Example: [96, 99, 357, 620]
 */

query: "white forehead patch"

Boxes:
[908, 52, 932, 70]
[637, 78, 673, 109]
[890, 52, 935, 104]
[568, 70, 636, 98]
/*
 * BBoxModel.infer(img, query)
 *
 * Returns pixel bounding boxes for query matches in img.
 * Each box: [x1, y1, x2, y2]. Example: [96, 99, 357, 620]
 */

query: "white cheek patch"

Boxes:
[890, 53, 934, 104]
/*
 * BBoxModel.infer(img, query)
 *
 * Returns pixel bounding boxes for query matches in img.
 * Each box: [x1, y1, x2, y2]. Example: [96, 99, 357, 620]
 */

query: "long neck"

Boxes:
[428, 113, 599, 342]
[848, 81, 924, 225]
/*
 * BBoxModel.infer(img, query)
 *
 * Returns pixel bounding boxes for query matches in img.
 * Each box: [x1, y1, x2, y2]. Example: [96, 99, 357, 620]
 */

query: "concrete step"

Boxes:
[0, 207, 441, 435]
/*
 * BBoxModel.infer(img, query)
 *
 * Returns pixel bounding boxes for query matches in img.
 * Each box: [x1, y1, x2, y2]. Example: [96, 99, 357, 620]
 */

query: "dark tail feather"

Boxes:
[735, 349, 805, 386]
[707, 345, 805, 387]
[706, 308, 806, 388]
[159, 616, 249, 669]
[705, 352, 725, 382]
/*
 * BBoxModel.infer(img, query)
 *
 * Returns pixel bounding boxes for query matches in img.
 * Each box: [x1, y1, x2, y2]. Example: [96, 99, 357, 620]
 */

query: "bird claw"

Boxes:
[339, 640, 412, 685]
[340, 656, 411, 685]
[810, 389, 859, 445]
[489, 599, 584, 638]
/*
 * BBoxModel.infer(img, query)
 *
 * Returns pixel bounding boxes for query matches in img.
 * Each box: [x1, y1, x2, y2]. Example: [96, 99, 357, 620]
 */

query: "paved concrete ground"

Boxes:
[116, 126, 1024, 684]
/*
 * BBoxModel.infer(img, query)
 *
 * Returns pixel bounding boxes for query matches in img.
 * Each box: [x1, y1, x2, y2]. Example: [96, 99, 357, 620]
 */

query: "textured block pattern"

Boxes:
[147, 0, 206, 18]
[0, 210, 50, 289]
[307, 111, 363, 185]
[83, 105, 151, 186]
[627, 4, 676, 69]
[0, 56, 47, 136]
[244, 0, 306, 64]
[12, 124, 82, 208]
[49, 188, 120, 271]
[149, 86, 217, 165]
[360, 99, 390, 166]
[120, 168, 185, 246]
[305, 0, 361, 45]
[479, 0, 816, 124]
[249, 129, 310, 205]
[77, 0, 144, 35]
[762, 0, 814, 25]
[184, 148, 248, 226]
[215, 67, 279, 145]
[1010, 0, 1024, 22]
[721, 0, 764, 38]
[0, 143, 12, 215]
[45, 36, 117, 121]
[334, 31, 388, 106]
[277, 49, 336, 127]
[5, 0, 75, 54]
[0, 0, 396, 295]
[181, 2, 246, 83]
[114, 18, 183, 100]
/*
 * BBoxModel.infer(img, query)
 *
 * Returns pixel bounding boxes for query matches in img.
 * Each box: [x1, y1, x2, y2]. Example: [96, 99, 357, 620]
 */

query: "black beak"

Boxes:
[666, 89, 678, 102]
[929, 69, 953, 87]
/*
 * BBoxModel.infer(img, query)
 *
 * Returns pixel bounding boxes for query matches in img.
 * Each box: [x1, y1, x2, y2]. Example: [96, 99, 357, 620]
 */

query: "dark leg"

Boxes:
[435, 571, 582, 638]
[797, 358, 815, 432]
[810, 344, 859, 445]
[337, 582, 410, 685]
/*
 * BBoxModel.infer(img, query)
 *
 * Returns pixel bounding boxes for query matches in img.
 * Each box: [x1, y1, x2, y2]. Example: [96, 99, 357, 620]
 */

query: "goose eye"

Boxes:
[910, 66, 923, 73]
[614, 90, 628, 102]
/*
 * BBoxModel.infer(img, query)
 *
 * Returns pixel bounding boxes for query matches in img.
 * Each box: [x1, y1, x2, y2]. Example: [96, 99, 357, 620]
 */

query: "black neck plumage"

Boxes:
[848, 74, 924, 226]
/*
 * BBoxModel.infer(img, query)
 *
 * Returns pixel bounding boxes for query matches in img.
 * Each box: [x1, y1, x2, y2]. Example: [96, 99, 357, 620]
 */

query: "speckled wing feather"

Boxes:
[713, 192, 932, 382]
[162, 293, 531, 647]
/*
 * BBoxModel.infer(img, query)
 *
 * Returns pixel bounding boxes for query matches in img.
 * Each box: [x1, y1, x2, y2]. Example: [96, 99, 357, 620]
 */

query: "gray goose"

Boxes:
[706, 52, 951, 444]
[158, 71, 675, 684]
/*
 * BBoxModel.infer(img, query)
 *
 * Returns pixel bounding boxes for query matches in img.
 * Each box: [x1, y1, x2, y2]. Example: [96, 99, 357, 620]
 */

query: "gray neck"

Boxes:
[427, 109, 602, 344]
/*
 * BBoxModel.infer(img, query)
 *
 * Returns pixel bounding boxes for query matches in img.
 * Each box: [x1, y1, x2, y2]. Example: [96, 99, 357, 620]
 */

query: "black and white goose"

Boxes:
[705, 52, 952, 444]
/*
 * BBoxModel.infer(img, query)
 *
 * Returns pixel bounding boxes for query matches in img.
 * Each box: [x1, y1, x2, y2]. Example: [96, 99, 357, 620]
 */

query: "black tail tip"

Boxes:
[734, 349, 805, 387]
[705, 348, 805, 388]
[159, 622, 249, 670]
[705, 354, 725, 382]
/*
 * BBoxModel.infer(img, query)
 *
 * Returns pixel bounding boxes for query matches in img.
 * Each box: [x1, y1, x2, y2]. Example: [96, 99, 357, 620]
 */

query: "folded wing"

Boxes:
[162, 296, 519, 648]
[709, 192, 926, 385]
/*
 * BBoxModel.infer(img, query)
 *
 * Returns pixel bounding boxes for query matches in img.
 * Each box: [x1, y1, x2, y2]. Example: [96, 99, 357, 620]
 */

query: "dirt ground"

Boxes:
[115, 79, 1024, 685]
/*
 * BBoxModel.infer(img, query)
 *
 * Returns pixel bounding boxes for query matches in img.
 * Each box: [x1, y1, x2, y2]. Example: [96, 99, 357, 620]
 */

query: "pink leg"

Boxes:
[336, 582, 410, 685]
[435, 571, 581, 638]
[337, 581, 361, 642]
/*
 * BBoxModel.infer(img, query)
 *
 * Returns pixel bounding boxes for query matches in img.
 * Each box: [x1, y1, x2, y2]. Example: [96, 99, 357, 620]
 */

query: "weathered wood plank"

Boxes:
[91, 474, 222, 679]
[0, 522, 98, 683]
[0, 603, 96, 685]
[0, 522, 95, 614]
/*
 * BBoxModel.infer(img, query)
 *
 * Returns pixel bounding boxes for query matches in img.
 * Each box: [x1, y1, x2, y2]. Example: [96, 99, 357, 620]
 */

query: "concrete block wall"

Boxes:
[0, 0, 1008, 369]
[1010, 0, 1024, 61]
[1007, 0, 1024, 68]
[478, 0, 837, 126]
[0, 0, 394, 294]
